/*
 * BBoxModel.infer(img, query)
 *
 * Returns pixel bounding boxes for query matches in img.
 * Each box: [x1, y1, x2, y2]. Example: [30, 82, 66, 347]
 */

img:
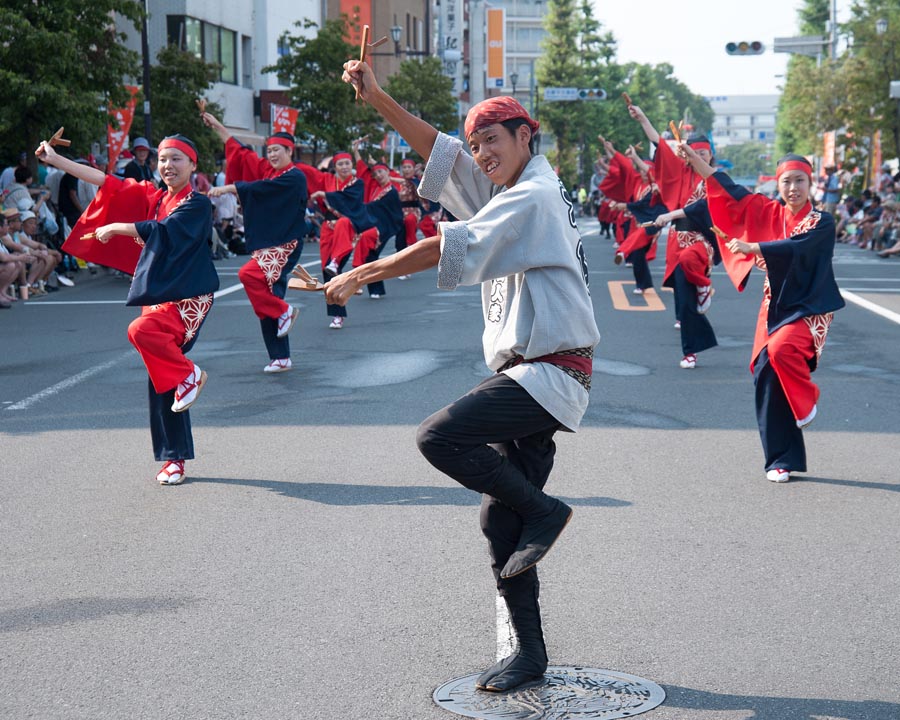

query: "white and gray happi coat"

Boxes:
[418, 132, 601, 432]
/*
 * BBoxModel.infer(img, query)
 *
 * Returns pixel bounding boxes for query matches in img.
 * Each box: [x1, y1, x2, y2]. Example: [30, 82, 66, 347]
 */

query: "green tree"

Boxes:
[383, 57, 458, 133]
[538, 0, 582, 184]
[717, 141, 774, 178]
[0, 0, 143, 170]
[133, 45, 224, 173]
[264, 18, 381, 162]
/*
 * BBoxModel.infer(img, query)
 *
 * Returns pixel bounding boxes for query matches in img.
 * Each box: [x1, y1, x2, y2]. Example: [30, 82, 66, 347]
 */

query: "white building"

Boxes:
[119, 0, 321, 144]
[707, 94, 780, 148]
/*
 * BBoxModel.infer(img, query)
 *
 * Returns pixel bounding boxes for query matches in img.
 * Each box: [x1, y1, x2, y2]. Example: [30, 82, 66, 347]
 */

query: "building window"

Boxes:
[276, 36, 291, 86]
[167, 15, 237, 85]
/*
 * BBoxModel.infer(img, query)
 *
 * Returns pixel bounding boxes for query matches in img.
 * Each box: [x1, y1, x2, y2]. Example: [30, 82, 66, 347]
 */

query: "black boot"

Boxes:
[476, 584, 548, 692]
[486, 472, 572, 579]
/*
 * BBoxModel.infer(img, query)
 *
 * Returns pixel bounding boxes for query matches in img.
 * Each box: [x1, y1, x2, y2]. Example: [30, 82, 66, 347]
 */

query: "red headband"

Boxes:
[776, 160, 812, 180]
[372, 163, 389, 172]
[465, 96, 540, 140]
[401, 158, 415, 167]
[688, 141, 711, 152]
[333, 152, 352, 163]
[158, 138, 197, 163]
[267, 136, 294, 149]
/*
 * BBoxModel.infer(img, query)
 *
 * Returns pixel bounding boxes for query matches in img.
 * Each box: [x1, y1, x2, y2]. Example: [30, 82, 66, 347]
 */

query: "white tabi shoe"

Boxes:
[369, 293, 382, 299]
[796, 404, 817, 429]
[157, 460, 186, 485]
[766, 468, 791, 483]
[324, 258, 339, 275]
[674, 320, 681, 329]
[632, 287, 644, 295]
[264, 358, 292, 373]
[679, 354, 697, 369]
[171, 363, 207, 413]
[276, 306, 299, 338]
[329, 316, 344, 329]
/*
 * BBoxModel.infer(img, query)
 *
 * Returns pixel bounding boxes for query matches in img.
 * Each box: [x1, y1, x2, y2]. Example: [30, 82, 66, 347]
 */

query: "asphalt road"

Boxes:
[2, 220, 899, 720]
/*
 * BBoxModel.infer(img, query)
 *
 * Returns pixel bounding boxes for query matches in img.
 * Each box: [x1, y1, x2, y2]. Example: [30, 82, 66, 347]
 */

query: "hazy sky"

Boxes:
[592, 0, 825, 97]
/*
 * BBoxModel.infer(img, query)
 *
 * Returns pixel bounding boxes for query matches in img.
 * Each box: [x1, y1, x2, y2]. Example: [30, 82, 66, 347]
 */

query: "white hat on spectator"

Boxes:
[133, 137, 151, 150]
[19, 210, 36, 222]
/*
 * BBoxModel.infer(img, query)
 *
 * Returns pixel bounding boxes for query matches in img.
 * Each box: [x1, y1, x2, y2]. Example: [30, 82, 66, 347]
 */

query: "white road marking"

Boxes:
[841, 289, 900, 325]
[6, 351, 133, 411]
[496, 594, 514, 661]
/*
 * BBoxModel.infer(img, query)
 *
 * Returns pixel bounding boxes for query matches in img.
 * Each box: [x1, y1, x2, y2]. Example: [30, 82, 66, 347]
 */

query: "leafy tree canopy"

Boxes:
[0, 0, 143, 169]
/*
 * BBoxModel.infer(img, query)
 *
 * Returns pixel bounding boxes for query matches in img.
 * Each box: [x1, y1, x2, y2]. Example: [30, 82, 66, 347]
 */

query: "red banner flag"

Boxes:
[107, 85, 140, 172]
[271, 104, 299, 135]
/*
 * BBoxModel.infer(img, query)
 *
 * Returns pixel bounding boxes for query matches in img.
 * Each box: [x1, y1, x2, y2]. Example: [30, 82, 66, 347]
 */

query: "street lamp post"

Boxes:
[391, 25, 403, 57]
[510, 71, 518, 98]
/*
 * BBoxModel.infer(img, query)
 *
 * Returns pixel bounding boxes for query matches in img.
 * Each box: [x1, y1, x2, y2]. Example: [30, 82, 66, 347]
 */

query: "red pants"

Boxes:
[128, 304, 193, 393]
[754, 318, 819, 422]
[320, 218, 355, 267]
[419, 214, 438, 238]
[238, 251, 290, 320]
[679, 242, 712, 288]
[352, 228, 380, 268]
[402, 212, 419, 247]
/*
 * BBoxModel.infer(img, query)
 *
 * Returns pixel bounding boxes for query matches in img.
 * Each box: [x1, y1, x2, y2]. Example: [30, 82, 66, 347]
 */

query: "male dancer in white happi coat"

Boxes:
[329, 59, 601, 692]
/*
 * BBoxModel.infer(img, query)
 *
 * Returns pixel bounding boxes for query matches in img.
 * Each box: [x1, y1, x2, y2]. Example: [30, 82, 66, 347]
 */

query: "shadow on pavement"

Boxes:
[800, 475, 900, 492]
[187, 478, 632, 508]
[0, 595, 199, 633]
[663, 683, 900, 720]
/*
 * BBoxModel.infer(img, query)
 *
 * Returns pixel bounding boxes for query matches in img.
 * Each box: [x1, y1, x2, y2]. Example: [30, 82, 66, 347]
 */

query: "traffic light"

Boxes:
[726, 41, 764, 55]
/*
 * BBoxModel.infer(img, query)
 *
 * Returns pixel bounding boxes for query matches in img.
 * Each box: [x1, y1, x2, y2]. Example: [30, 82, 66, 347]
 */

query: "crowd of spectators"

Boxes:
[815, 163, 900, 258]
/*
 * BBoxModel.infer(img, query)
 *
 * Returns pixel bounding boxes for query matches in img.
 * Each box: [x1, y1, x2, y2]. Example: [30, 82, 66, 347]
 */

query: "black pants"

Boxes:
[754, 346, 807, 472]
[148, 328, 206, 462]
[260, 240, 303, 360]
[627, 246, 653, 291]
[670, 265, 717, 356]
[416, 374, 561, 594]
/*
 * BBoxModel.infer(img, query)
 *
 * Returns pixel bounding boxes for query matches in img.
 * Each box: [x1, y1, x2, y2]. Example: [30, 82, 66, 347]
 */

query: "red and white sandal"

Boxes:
[276, 306, 299, 338]
[696, 285, 715, 314]
[171, 363, 207, 413]
[157, 460, 185, 485]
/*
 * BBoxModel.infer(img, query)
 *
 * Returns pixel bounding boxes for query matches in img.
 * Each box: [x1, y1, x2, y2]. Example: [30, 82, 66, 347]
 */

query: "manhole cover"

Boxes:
[433, 666, 665, 719]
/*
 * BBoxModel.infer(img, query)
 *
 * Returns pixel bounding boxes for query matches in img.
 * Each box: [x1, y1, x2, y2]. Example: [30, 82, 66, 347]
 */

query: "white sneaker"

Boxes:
[632, 287, 644, 295]
[263, 358, 292, 373]
[398, 275, 410, 280]
[679, 354, 697, 369]
[324, 259, 339, 275]
[674, 320, 682, 329]
[171, 363, 207, 413]
[157, 460, 185, 485]
[57, 274, 75, 287]
[276, 306, 299, 338]
[697, 285, 714, 314]
[369, 293, 382, 299]
[766, 468, 791, 483]
[329, 316, 344, 329]
[796, 404, 817, 429]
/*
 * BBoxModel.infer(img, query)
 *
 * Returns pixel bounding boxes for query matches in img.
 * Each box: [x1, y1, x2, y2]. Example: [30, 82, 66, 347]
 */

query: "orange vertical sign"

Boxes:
[340, 0, 371, 47]
[822, 130, 835, 168]
[486, 8, 505, 85]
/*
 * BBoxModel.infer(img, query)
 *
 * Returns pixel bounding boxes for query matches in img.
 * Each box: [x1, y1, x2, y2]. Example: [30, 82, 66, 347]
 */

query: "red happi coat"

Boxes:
[705, 171, 845, 374]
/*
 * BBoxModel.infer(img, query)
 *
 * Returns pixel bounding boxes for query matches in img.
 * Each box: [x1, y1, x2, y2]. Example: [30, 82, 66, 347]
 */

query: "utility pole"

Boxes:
[141, 0, 152, 140]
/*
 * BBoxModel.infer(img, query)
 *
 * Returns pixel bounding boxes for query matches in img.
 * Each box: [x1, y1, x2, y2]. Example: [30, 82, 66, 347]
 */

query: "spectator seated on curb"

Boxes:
[13, 210, 62, 294]
[0, 210, 31, 307]
[1, 208, 42, 298]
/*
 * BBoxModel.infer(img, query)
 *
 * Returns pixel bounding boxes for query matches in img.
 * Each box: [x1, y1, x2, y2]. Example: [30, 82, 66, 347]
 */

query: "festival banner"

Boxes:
[271, 104, 300, 135]
[107, 85, 140, 173]
[486, 8, 506, 86]
[822, 130, 835, 168]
